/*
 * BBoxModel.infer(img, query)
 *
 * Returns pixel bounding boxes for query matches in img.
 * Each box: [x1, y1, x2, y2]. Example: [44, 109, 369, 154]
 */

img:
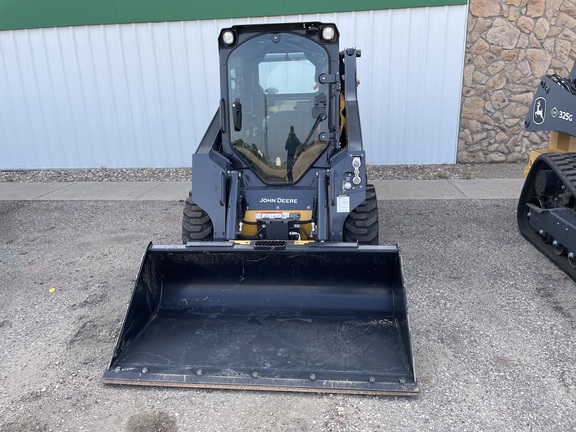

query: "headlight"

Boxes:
[321, 26, 335, 41]
[222, 30, 235, 46]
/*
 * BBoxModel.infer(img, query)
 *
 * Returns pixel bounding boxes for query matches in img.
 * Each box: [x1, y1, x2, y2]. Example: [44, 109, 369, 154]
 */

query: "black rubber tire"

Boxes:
[182, 191, 213, 243]
[343, 184, 379, 245]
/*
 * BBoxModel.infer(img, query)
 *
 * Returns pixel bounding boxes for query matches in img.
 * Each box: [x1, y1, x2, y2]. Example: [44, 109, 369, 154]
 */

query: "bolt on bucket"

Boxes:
[103, 242, 418, 395]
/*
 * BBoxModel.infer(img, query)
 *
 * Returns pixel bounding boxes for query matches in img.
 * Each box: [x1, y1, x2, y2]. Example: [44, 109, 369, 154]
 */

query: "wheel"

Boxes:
[569, 251, 576, 269]
[182, 191, 213, 243]
[534, 170, 559, 196]
[343, 184, 379, 245]
[553, 240, 565, 255]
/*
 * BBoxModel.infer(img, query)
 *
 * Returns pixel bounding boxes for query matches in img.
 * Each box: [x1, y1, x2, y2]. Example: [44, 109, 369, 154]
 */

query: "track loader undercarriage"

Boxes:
[519, 153, 576, 280]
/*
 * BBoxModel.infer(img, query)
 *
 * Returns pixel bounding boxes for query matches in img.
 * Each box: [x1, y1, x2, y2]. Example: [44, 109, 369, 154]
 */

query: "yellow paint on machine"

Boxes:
[241, 210, 313, 239]
[524, 131, 576, 176]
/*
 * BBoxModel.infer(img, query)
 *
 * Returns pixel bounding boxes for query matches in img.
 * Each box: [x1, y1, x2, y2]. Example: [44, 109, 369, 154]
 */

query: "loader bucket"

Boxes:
[103, 242, 418, 395]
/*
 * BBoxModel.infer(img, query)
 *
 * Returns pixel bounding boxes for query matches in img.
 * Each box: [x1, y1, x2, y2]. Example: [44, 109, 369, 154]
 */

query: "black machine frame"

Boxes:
[191, 22, 368, 242]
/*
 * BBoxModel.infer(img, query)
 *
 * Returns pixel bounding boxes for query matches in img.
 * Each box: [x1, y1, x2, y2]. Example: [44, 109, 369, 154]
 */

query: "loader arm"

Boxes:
[192, 108, 231, 240]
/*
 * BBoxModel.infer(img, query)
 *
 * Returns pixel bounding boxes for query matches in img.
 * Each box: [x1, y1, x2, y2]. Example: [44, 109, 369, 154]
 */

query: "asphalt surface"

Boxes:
[1, 178, 575, 431]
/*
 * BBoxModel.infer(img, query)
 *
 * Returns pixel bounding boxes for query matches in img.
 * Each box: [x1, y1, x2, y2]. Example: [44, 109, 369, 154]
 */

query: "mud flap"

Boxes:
[103, 242, 418, 395]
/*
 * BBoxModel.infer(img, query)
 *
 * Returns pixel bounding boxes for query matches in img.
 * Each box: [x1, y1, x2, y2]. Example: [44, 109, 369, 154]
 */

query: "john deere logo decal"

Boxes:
[533, 97, 546, 125]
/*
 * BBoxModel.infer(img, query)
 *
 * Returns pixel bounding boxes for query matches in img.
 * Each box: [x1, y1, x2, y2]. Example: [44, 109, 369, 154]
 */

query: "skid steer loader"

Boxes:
[518, 61, 576, 282]
[103, 22, 418, 395]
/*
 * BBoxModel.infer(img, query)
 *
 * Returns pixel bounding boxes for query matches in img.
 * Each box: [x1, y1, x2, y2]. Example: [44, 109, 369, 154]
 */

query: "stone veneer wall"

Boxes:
[459, 0, 576, 163]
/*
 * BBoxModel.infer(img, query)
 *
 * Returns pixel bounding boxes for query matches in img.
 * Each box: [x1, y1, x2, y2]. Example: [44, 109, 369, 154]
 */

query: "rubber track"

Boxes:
[517, 152, 576, 282]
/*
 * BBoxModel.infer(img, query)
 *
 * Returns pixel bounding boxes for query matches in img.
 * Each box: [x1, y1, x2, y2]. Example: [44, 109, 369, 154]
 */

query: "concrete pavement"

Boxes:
[0, 178, 525, 201]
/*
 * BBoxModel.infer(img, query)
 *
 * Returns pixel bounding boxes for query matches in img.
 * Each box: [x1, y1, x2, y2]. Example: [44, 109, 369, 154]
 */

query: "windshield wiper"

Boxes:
[285, 112, 326, 179]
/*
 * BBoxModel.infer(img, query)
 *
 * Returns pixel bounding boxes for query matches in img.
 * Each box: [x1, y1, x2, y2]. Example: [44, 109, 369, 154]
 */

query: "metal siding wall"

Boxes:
[0, 7, 467, 169]
[357, 6, 469, 164]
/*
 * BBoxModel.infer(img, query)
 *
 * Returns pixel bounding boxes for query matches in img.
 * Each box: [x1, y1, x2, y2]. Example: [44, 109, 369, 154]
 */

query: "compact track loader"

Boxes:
[518, 62, 576, 282]
[103, 22, 417, 395]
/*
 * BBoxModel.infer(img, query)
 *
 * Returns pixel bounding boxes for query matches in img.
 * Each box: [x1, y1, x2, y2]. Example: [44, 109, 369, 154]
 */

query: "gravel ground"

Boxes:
[1, 198, 575, 431]
[0, 163, 525, 183]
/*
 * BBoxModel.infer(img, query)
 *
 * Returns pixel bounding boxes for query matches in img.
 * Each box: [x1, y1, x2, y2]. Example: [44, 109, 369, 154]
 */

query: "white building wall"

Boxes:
[0, 7, 468, 169]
